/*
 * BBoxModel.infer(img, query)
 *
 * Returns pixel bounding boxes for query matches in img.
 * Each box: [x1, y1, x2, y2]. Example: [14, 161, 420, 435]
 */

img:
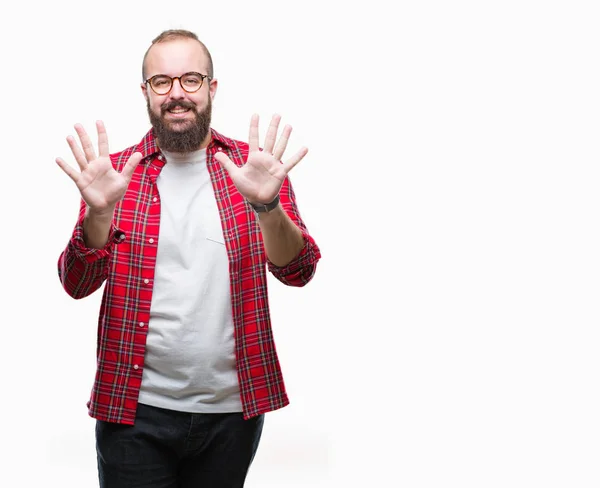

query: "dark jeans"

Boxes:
[96, 403, 264, 488]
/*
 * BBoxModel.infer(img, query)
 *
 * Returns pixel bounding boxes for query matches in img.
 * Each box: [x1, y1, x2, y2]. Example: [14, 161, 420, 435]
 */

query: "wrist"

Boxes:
[248, 194, 280, 213]
[86, 205, 116, 221]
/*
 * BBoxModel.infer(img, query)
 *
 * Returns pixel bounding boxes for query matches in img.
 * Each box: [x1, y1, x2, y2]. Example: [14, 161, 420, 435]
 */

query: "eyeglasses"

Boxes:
[145, 72, 211, 95]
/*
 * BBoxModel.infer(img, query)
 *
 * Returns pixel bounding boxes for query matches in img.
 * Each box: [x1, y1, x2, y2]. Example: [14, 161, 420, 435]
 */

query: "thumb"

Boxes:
[121, 152, 143, 181]
[214, 151, 237, 176]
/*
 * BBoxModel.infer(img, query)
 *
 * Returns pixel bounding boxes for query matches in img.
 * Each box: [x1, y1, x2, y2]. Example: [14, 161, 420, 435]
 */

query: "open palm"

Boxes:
[215, 114, 307, 205]
[56, 121, 142, 213]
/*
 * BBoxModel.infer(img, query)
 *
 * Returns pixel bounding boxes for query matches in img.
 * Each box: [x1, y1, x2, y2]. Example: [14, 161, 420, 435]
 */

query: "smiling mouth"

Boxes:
[167, 107, 191, 115]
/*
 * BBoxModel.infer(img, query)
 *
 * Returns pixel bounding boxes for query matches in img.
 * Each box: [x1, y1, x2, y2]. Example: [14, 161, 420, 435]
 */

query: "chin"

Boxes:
[165, 118, 194, 130]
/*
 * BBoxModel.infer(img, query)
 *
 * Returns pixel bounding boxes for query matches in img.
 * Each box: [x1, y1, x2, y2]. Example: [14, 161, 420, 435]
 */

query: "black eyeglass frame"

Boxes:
[144, 71, 211, 95]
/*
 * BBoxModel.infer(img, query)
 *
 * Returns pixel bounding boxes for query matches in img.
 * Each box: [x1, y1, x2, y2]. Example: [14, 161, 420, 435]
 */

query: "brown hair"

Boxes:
[142, 29, 214, 80]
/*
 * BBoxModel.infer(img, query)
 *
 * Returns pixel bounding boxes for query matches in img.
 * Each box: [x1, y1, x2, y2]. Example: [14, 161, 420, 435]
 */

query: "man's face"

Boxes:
[142, 38, 217, 152]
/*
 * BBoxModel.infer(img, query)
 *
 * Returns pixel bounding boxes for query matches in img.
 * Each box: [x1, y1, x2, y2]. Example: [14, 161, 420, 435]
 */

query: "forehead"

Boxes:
[145, 38, 208, 76]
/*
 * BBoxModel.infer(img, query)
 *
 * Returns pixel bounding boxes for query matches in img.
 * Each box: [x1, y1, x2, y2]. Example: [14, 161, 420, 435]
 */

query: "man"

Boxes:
[56, 29, 321, 488]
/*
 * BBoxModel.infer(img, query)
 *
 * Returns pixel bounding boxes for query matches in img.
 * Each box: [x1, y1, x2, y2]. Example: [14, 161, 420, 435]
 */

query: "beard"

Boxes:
[147, 97, 212, 153]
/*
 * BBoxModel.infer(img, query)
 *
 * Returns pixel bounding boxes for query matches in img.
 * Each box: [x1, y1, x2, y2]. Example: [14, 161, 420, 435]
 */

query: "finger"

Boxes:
[55, 157, 80, 183]
[282, 147, 308, 174]
[263, 114, 281, 154]
[66, 135, 89, 171]
[215, 152, 238, 176]
[97, 120, 109, 158]
[75, 123, 97, 162]
[121, 152, 143, 181]
[272, 124, 292, 161]
[248, 114, 260, 152]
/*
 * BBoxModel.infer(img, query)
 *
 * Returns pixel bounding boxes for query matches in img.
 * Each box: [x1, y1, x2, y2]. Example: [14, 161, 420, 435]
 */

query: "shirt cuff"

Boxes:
[267, 232, 320, 278]
[69, 219, 125, 264]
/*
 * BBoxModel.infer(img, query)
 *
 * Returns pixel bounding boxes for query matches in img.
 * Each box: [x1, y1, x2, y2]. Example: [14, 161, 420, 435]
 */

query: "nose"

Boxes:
[169, 77, 186, 99]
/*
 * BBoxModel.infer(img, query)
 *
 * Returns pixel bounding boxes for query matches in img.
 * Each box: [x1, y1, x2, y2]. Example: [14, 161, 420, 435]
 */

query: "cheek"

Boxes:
[148, 97, 165, 114]
[192, 94, 211, 111]
[188, 92, 207, 107]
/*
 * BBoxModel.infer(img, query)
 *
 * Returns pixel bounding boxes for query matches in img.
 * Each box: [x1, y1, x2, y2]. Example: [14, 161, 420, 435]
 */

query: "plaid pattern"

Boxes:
[58, 128, 321, 425]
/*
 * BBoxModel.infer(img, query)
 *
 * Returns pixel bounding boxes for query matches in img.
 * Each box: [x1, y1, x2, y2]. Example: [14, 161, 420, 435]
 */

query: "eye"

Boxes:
[152, 77, 170, 87]
[182, 75, 202, 87]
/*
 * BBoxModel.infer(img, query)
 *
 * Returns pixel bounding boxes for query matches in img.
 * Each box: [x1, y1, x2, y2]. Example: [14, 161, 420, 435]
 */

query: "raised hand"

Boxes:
[215, 114, 308, 205]
[56, 121, 142, 215]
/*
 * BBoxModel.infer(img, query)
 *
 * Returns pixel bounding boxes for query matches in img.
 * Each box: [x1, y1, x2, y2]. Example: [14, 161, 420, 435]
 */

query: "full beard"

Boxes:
[147, 97, 212, 153]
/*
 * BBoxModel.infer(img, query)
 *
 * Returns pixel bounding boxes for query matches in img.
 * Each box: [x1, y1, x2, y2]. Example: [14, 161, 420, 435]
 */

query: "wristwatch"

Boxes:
[249, 194, 280, 213]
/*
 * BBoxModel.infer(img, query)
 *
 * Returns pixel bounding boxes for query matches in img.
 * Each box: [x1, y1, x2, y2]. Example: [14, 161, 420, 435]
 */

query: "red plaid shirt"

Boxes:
[58, 128, 321, 425]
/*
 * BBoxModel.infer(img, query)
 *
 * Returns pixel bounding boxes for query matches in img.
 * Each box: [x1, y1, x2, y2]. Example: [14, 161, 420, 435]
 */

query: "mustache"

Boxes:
[161, 100, 197, 114]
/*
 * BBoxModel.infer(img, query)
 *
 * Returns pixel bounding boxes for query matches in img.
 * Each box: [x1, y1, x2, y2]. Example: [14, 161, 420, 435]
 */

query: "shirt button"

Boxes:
[133, 364, 139, 370]
[149, 238, 154, 244]
[144, 279, 150, 285]
[153, 197, 158, 203]
[139, 322, 145, 328]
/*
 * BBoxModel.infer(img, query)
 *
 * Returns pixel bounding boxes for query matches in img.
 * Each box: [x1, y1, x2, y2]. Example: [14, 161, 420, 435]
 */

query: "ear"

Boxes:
[209, 78, 218, 101]
[141, 83, 149, 101]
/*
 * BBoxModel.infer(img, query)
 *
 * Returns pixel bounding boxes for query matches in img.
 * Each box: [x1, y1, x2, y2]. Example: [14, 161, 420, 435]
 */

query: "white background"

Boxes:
[1, 0, 600, 486]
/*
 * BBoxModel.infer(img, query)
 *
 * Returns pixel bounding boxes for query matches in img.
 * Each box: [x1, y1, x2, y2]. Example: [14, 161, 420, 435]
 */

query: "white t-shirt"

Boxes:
[138, 148, 242, 412]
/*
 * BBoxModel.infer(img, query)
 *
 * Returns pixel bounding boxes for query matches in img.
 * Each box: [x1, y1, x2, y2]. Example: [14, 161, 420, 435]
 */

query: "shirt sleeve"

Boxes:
[267, 177, 321, 287]
[57, 200, 124, 299]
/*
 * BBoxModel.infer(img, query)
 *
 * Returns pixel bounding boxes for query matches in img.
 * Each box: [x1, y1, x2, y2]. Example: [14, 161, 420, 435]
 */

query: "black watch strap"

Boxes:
[249, 194, 280, 213]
